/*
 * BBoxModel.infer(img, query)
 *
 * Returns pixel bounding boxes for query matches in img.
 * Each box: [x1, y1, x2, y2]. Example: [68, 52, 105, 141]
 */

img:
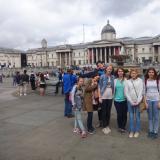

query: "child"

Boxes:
[71, 77, 87, 138]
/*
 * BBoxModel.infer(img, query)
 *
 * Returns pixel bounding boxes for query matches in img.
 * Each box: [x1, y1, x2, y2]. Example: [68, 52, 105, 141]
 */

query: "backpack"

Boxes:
[30, 74, 35, 81]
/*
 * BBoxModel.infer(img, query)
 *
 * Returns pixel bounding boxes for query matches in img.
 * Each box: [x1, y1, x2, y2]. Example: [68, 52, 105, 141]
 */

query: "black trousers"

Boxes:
[87, 112, 93, 131]
[101, 99, 113, 128]
[30, 81, 36, 90]
[114, 100, 128, 130]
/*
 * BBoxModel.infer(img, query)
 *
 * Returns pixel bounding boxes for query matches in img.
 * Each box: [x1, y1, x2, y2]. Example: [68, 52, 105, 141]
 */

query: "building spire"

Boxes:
[107, 19, 109, 24]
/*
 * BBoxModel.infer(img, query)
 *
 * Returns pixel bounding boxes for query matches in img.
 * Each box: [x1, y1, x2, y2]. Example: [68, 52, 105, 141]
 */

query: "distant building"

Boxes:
[0, 48, 26, 68]
[27, 20, 160, 67]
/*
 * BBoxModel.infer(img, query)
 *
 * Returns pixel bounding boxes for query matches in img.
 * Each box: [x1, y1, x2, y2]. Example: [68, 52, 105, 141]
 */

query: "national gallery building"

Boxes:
[0, 21, 160, 68]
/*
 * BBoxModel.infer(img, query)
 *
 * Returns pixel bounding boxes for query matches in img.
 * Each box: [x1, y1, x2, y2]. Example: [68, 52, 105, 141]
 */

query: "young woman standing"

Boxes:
[124, 69, 143, 138]
[144, 67, 160, 139]
[114, 68, 127, 133]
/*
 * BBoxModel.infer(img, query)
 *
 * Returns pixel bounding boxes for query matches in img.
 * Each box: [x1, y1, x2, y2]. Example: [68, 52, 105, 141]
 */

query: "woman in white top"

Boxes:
[144, 67, 160, 139]
[124, 69, 143, 138]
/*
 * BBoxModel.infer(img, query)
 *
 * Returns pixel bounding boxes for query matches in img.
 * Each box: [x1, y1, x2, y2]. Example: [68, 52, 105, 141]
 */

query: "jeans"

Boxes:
[147, 100, 159, 133]
[87, 112, 93, 131]
[64, 93, 72, 116]
[127, 101, 141, 132]
[20, 83, 28, 95]
[114, 100, 128, 130]
[74, 110, 85, 131]
[101, 99, 113, 128]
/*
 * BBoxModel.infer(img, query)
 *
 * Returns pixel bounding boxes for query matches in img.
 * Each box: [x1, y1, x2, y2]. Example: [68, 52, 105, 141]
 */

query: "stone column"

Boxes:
[158, 46, 160, 62]
[96, 48, 98, 62]
[105, 47, 107, 64]
[60, 53, 62, 67]
[88, 49, 91, 64]
[152, 47, 155, 62]
[100, 48, 102, 61]
[91, 48, 94, 64]
[109, 47, 111, 63]
[113, 47, 116, 55]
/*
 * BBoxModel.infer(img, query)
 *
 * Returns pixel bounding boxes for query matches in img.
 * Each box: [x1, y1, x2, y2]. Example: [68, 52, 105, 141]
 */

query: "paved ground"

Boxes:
[0, 78, 160, 160]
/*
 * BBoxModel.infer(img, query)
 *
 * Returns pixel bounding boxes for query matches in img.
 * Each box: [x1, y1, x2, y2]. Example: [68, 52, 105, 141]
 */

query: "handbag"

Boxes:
[131, 80, 146, 112]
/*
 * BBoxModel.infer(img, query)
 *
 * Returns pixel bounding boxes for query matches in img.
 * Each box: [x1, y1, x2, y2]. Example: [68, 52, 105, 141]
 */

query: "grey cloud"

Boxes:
[93, 0, 151, 17]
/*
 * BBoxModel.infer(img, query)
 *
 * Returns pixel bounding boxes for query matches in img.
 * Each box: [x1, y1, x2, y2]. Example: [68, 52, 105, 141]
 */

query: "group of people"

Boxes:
[13, 70, 49, 96]
[63, 61, 160, 139]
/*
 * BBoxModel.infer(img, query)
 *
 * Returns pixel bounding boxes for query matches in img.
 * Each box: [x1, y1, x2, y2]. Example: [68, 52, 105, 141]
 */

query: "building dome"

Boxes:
[41, 38, 47, 48]
[101, 20, 116, 40]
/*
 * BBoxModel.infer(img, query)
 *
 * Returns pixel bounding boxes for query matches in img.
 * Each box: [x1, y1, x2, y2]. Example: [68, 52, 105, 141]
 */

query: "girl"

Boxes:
[84, 77, 98, 134]
[71, 77, 87, 138]
[39, 73, 46, 96]
[114, 68, 127, 133]
[124, 69, 143, 138]
[144, 67, 160, 139]
[99, 66, 114, 135]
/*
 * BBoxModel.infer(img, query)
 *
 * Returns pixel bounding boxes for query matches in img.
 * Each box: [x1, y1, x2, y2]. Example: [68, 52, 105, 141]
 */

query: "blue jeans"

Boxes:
[64, 93, 72, 116]
[127, 101, 141, 132]
[147, 100, 159, 133]
[74, 110, 85, 131]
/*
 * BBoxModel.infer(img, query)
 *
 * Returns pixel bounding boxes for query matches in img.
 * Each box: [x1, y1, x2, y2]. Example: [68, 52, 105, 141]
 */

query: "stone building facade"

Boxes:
[26, 21, 160, 68]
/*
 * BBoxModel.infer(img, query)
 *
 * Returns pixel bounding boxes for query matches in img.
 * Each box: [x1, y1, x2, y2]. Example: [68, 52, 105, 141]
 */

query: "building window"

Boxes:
[79, 60, 81, 65]
[74, 60, 76, 65]
[79, 53, 80, 56]
[149, 48, 152, 53]
[142, 48, 145, 53]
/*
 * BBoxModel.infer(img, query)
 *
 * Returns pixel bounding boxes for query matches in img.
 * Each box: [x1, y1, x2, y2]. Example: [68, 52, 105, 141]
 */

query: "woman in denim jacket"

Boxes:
[99, 66, 114, 135]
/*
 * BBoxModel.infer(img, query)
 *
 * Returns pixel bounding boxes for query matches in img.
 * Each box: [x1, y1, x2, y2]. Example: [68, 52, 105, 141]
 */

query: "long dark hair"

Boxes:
[40, 73, 45, 82]
[145, 67, 158, 80]
[115, 67, 125, 80]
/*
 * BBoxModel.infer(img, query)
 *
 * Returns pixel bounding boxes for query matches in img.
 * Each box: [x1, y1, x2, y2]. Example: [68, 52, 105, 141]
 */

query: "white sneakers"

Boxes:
[129, 132, 140, 138]
[102, 127, 111, 135]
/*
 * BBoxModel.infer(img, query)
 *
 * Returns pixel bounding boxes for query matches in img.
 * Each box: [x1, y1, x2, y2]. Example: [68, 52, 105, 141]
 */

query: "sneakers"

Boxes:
[129, 132, 134, 138]
[129, 132, 139, 138]
[87, 128, 96, 135]
[81, 131, 87, 138]
[73, 128, 81, 134]
[134, 132, 139, 138]
[102, 127, 111, 135]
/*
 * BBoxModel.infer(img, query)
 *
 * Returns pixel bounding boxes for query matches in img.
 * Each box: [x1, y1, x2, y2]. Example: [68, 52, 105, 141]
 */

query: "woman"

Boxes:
[124, 69, 143, 138]
[39, 73, 46, 96]
[144, 67, 160, 139]
[114, 68, 127, 133]
[71, 77, 87, 138]
[84, 77, 98, 134]
[99, 66, 114, 135]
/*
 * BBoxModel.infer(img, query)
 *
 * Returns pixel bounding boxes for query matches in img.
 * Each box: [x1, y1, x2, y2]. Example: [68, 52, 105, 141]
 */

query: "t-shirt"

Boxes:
[114, 79, 126, 102]
[145, 80, 160, 101]
[102, 77, 113, 99]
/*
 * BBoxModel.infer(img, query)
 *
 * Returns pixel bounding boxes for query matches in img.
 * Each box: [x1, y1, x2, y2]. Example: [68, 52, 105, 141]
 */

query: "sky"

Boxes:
[0, 0, 160, 50]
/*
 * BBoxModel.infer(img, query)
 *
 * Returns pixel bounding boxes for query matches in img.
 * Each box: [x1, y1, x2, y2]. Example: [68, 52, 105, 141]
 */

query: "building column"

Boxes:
[100, 48, 102, 61]
[88, 49, 91, 64]
[152, 47, 155, 62]
[59, 53, 62, 67]
[96, 48, 98, 62]
[109, 47, 111, 63]
[158, 46, 160, 62]
[105, 47, 107, 64]
[113, 47, 116, 55]
[91, 48, 93, 64]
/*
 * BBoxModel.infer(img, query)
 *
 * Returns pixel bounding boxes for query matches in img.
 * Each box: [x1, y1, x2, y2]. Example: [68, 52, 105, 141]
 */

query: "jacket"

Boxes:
[63, 73, 72, 94]
[83, 79, 98, 112]
[99, 74, 114, 96]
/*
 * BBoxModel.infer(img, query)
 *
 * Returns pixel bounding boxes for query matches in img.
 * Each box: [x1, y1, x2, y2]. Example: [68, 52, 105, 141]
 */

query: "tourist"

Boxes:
[38, 73, 46, 96]
[99, 66, 114, 135]
[20, 70, 29, 96]
[114, 68, 127, 133]
[124, 69, 143, 138]
[71, 77, 87, 138]
[144, 67, 160, 139]
[84, 77, 98, 134]
[63, 69, 74, 118]
[30, 71, 36, 90]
